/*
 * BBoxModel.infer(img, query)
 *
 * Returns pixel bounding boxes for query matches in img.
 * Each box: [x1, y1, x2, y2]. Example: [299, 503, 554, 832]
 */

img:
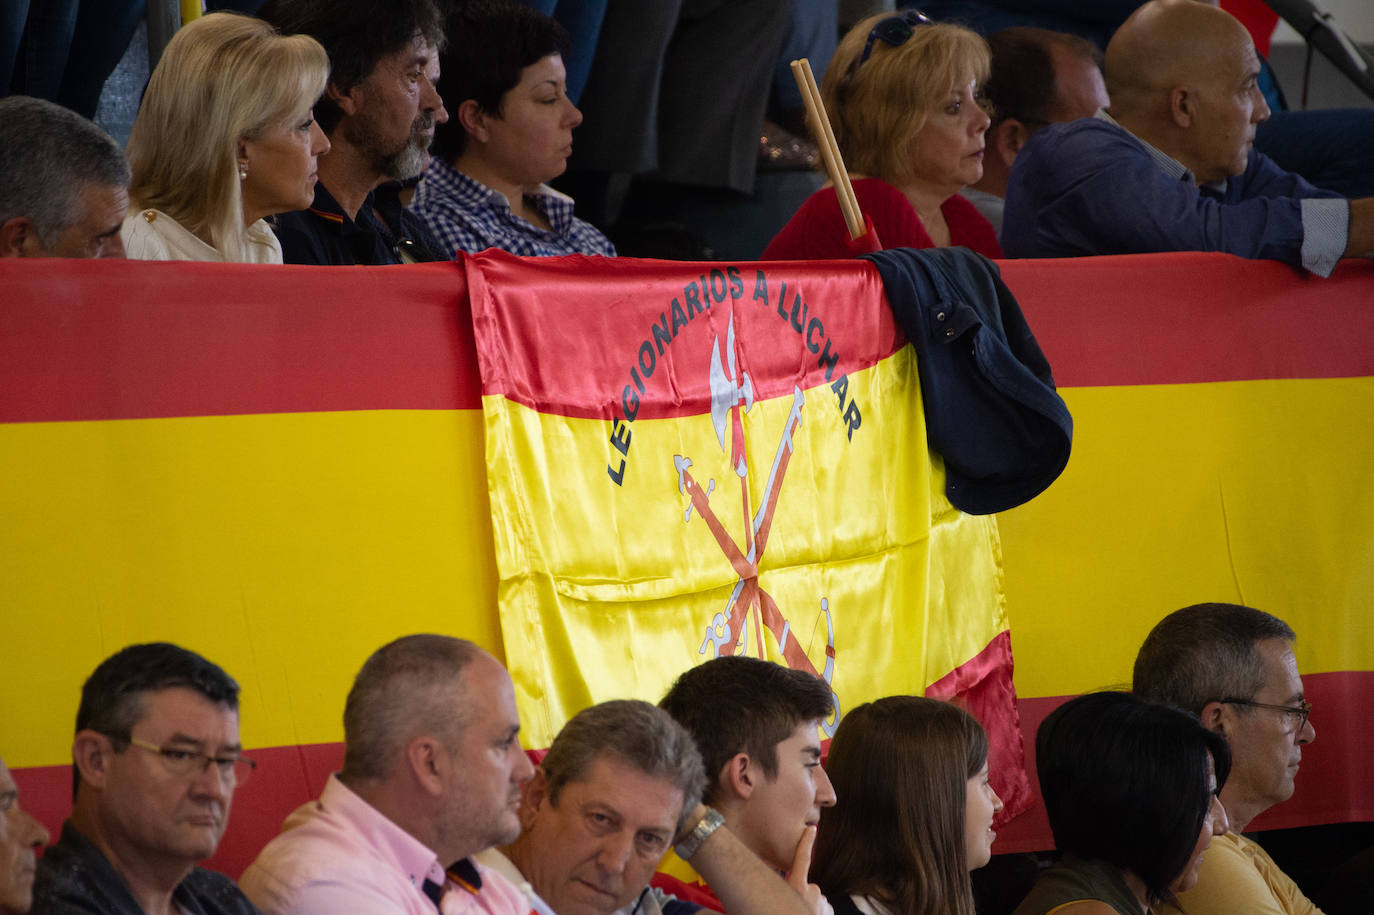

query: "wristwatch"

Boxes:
[674, 806, 725, 861]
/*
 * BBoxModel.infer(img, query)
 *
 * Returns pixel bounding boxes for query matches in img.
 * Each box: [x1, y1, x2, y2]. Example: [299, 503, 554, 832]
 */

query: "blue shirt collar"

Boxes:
[1096, 108, 1229, 194]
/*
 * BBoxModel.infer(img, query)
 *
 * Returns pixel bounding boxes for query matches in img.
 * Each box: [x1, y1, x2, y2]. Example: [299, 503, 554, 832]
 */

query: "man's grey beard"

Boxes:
[381, 115, 435, 181]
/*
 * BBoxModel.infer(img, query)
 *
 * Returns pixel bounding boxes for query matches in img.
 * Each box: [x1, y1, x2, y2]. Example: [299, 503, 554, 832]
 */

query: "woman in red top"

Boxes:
[764, 12, 1001, 260]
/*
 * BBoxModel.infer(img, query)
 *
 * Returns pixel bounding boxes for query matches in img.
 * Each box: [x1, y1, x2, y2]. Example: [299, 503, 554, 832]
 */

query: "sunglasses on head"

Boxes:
[844, 8, 934, 83]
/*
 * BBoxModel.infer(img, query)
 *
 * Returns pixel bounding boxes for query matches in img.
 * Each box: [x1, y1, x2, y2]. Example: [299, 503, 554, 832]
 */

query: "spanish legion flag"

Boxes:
[466, 250, 1028, 817]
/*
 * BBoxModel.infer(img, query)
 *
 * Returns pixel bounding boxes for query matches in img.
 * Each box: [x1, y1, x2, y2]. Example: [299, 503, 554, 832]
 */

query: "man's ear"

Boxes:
[457, 99, 490, 145]
[1169, 86, 1193, 128]
[1200, 700, 1227, 734]
[519, 766, 550, 828]
[0, 216, 40, 257]
[993, 120, 1029, 167]
[72, 731, 114, 790]
[328, 81, 361, 118]
[405, 735, 447, 796]
[720, 752, 756, 801]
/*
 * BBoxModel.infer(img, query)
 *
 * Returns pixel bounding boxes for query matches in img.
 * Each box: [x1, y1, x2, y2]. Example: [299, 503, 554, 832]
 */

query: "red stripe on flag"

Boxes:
[5, 253, 1371, 424]
[926, 631, 1032, 824]
[0, 259, 478, 422]
[1000, 254, 1374, 388]
[467, 251, 904, 420]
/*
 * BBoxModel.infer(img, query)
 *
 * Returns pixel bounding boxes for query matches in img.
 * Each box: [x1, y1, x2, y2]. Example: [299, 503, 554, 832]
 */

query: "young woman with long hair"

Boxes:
[812, 696, 1002, 915]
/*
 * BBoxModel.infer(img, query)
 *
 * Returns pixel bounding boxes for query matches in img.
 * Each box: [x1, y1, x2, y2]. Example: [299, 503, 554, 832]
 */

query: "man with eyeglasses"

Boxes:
[1132, 603, 1319, 915]
[30, 642, 257, 915]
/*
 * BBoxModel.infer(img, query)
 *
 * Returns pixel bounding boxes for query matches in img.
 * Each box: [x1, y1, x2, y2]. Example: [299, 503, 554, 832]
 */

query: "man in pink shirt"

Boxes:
[240, 635, 535, 915]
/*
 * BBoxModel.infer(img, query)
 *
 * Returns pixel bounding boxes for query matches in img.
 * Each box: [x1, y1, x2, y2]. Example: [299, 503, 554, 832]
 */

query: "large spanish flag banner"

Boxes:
[2, 253, 1371, 877]
[465, 251, 1021, 805]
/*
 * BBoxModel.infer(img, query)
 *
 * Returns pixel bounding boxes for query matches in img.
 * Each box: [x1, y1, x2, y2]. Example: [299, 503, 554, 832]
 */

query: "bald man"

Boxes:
[1001, 0, 1373, 276]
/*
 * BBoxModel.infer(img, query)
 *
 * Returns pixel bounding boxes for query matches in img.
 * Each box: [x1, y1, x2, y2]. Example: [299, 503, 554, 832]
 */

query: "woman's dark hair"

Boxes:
[432, 0, 570, 161]
[813, 697, 987, 915]
[1036, 691, 1231, 908]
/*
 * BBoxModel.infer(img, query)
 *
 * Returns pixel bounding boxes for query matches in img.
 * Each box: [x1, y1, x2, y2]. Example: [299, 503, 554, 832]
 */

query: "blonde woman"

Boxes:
[122, 13, 329, 263]
[764, 12, 1001, 259]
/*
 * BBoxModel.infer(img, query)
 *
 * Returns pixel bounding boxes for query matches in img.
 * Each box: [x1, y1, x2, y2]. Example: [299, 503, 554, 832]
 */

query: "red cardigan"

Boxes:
[762, 177, 1002, 260]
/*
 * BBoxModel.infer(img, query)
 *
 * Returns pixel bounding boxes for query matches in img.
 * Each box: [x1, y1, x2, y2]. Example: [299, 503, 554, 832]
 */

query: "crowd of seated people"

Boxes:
[0, 6, 1366, 915]
[1, 0, 1371, 273]
[1001, 0, 1373, 276]
[0, 601, 1333, 915]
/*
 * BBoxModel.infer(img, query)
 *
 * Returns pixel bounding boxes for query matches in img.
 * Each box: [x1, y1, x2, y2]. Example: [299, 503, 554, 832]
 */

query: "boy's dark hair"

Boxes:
[74, 642, 240, 796]
[659, 656, 834, 801]
[257, 0, 445, 134]
[431, 0, 570, 161]
[1036, 691, 1231, 909]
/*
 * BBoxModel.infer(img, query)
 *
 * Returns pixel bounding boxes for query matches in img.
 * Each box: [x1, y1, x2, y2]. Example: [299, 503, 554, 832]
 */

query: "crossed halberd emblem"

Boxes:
[673, 315, 840, 730]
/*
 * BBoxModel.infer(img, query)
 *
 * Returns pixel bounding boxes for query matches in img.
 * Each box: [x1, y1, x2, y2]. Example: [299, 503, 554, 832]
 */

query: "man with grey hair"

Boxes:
[486, 700, 820, 915]
[1133, 602, 1318, 914]
[0, 96, 128, 258]
[240, 634, 535, 915]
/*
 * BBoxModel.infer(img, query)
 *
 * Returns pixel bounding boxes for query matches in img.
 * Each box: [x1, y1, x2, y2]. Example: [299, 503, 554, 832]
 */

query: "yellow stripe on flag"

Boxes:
[0, 409, 498, 767]
[484, 347, 1007, 748]
[1000, 376, 1374, 700]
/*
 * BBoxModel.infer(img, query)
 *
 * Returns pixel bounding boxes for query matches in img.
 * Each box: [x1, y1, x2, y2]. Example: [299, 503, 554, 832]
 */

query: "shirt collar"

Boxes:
[446, 858, 484, 894]
[321, 777, 488, 900]
[424, 159, 578, 234]
[304, 181, 380, 236]
[1095, 108, 1231, 194]
[322, 775, 442, 894]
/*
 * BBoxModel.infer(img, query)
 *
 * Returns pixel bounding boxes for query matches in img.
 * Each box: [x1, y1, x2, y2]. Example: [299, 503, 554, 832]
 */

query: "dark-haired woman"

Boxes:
[1013, 692, 1230, 914]
[812, 697, 1002, 915]
[411, 0, 613, 257]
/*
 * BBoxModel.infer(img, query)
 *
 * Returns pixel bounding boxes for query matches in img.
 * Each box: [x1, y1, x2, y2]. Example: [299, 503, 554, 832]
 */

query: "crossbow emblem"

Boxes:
[673, 314, 839, 732]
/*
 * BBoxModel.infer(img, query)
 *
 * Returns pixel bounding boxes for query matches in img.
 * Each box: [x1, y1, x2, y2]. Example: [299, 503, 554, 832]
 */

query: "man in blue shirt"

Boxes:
[1002, 0, 1373, 276]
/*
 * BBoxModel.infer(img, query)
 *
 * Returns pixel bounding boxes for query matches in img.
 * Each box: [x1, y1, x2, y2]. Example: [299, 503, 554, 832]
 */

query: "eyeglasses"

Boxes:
[124, 736, 257, 786]
[1219, 698, 1312, 737]
[842, 9, 934, 85]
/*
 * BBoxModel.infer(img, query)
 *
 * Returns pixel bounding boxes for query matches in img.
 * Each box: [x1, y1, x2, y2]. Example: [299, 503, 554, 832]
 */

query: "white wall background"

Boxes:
[1272, 0, 1374, 45]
